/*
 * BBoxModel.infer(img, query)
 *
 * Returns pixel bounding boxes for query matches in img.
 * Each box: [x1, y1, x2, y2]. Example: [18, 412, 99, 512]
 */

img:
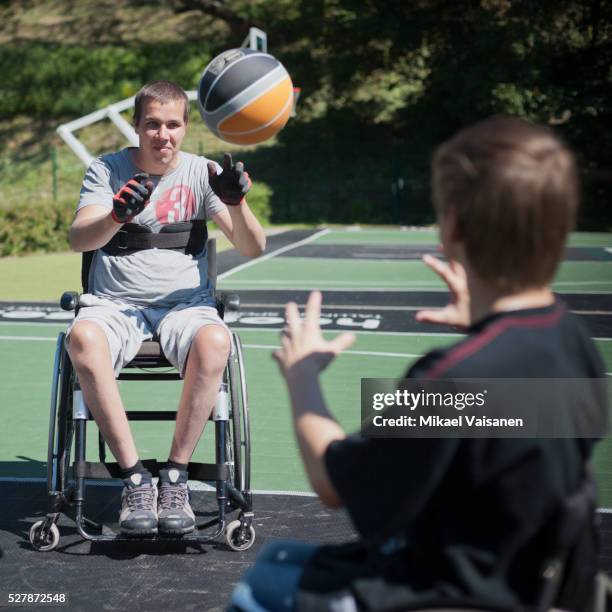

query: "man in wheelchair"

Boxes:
[66, 80, 265, 537]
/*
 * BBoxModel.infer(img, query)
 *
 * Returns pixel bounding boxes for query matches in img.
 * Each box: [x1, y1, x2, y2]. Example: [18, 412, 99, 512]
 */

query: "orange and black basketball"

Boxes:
[197, 48, 294, 145]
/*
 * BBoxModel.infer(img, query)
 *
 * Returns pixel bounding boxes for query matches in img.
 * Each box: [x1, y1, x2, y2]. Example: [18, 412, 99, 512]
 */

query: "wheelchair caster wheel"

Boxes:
[225, 519, 255, 551]
[29, 520, 60, 552]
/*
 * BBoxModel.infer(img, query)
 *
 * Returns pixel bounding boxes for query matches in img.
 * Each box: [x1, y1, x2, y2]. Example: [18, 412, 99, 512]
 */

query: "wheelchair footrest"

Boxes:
[74, 460, 229, 481]
[85, 521, 225, 542]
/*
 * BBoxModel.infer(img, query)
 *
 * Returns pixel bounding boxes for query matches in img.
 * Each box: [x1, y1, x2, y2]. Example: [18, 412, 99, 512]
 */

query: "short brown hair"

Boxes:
[432, 116, 579, 291]
[133, 81, 189, 126]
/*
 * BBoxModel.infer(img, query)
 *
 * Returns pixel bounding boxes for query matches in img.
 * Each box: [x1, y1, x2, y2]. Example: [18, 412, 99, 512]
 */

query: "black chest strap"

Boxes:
[101, 221, 208, 256]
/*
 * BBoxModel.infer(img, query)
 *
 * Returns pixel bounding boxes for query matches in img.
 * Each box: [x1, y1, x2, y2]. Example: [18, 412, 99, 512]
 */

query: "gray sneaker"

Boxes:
[119, 472, 158, 536]
[158, 468, 195, 535]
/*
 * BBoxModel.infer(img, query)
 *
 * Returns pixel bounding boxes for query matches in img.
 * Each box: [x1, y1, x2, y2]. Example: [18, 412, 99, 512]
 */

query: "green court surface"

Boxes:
[219, 228, 612, 293]
[1, 227, 612, 505]
[315, 229, 612, 247]
[315, 229, 440, 245]
[220, 258, 612, 293]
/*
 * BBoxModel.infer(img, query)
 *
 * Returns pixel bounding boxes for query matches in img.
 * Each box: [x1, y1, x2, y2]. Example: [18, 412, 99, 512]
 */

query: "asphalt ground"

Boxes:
[0, 482, 355, 611]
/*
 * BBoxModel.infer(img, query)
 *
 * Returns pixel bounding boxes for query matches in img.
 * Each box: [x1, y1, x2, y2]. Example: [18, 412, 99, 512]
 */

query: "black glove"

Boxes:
[111, 173, 154, 224]
[207, 153, 252, 206]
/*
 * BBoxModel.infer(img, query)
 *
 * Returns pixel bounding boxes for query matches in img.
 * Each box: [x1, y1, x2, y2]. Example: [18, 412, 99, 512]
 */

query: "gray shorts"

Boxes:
[66, 294, 231, 377]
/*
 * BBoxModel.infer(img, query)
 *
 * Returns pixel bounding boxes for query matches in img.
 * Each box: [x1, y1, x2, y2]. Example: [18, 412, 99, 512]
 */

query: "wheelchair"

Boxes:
[29, 230, 255, 552]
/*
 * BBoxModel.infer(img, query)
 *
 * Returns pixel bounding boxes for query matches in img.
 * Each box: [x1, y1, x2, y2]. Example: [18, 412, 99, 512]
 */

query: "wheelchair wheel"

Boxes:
[47, 333, 74, 492]
[56, 340, 75, 492]
[48, 334, 74, 497]
[29, 520, 60, 552]
[225, 519, 255, 551]
[227, 332, 250, 494]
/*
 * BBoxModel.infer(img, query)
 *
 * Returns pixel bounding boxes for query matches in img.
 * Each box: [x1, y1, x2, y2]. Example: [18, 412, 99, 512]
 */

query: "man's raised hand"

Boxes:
[111, 173, 154, 224]
[207, 153, 252, 206]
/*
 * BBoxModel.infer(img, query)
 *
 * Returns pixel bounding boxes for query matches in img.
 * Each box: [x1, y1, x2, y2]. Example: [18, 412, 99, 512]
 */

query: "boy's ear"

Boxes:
[449, 207, 463, 242]
[439, 205, 465, 262]
[440, 205, 462, 243]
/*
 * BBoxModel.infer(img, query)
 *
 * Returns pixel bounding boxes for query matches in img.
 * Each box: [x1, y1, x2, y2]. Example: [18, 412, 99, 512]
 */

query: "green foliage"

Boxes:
[0, 198, 73, 256]
[0, 43, 213, 119]
[0, 0, 611, 238]
[245, 181, 272, 226]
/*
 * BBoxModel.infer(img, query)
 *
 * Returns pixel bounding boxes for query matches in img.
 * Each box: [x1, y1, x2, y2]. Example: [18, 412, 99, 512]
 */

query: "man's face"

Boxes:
[134, 98, 187, 171]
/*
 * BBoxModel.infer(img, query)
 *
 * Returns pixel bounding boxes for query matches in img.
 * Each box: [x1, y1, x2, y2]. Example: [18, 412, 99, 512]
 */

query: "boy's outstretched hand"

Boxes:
[273, 291, 356, 380]
[416, 254, 471, 330]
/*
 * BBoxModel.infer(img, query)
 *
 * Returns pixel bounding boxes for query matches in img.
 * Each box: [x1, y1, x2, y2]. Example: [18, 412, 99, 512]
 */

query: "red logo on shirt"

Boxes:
[155, 185, 196, 224]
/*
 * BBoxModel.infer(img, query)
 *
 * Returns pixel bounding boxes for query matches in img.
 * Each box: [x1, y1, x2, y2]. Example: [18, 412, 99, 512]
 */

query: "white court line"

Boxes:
[239, 327, 460, 337]
[0, 321, 67, 327]
[238, 343, 422, 359]
[0, 335, 56, 342]
[217, 228, 331, 281]
[271, 256, 421, 265]
[0, 335, 422, 358]
[237, 327, 610, 342]
[224, 278, 612, 289]
[3, 327, 611, 341]
[10, 334, 604, 369]
[3, 333, 604, 362]
[222, 279, 443, 285]
[553, 281, 612, 286]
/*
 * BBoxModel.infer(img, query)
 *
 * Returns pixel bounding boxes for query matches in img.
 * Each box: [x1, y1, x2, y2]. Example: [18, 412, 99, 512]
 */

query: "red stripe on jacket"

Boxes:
[423, 303, 565, 380]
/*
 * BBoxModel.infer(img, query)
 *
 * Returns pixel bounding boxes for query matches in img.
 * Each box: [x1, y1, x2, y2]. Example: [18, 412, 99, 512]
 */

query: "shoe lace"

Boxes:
[159, 482, 188, 509]
[126, 485, 155, 511]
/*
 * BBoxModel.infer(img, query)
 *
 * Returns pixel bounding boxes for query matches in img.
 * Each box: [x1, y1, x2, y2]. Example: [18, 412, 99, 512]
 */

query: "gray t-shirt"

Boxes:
[78, 148, 226, 307]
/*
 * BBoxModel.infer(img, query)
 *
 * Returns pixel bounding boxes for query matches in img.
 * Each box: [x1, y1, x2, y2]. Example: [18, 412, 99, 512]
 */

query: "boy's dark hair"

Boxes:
[133, 81, 189, 126]
[432, 116, 579, 291]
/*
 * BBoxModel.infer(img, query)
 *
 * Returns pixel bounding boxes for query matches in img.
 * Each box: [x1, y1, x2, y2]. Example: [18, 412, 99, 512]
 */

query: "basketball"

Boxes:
[197, 48, 294, 145]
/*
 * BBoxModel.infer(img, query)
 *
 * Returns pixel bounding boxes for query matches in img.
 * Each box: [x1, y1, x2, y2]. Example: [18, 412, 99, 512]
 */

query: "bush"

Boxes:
[0, 198, 73, 256]
[245, 181, 272, 226]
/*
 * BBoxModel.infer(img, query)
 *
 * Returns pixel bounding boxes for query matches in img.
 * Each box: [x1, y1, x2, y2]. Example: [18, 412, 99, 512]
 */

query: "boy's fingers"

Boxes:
[280, 334, 291, 350]
[422, 254, 456, 287]
[285, 301, 301, 330]
[304, 291, 322, 330]
[330, 332, 356, 354]
[415, 308, 452, 325]
[450, 260, 467, 282]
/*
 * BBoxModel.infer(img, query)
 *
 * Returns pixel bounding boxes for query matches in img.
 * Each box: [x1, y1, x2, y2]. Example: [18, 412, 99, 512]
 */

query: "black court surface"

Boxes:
[0, 482, 355, 611]
[2, 484, 612, 610]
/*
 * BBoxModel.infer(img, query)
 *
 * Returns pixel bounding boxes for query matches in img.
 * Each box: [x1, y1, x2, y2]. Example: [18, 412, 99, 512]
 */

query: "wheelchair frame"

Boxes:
[30, 238, 255, 552]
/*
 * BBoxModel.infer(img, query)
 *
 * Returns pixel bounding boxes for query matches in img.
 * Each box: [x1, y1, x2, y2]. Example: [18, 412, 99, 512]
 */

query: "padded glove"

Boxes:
[207, 153, 252, 206]
[111, 173, 154, 224]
